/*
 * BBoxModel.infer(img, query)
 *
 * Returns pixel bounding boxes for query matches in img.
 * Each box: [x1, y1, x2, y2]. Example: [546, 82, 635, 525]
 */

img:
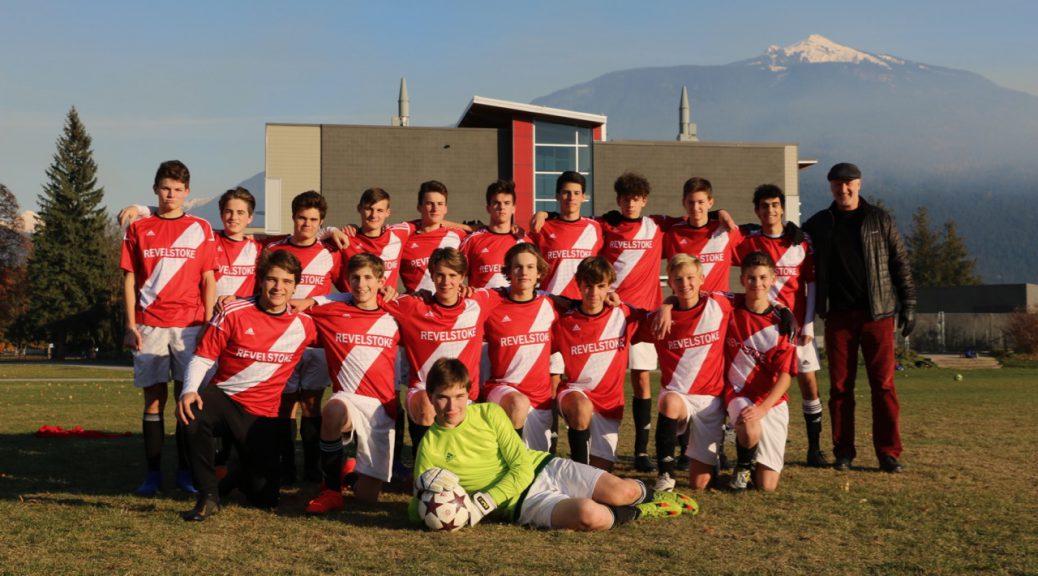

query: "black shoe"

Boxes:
[675, 454, 692, 472]
[634, 454, 657, 473]
[833, 457, 853, 471]
[807, 449, 830, 468]
[879, 456, 904, 473]
[182, 495, 220, 522]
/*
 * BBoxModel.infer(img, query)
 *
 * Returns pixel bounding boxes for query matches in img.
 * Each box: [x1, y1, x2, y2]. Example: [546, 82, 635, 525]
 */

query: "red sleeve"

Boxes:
[632, 310, 658, 344]
[769, 341, 797, 376]
[203, 224, 219, 271]
[802, 240, 816, 283]
[195, 309, 232, 360]
[120, 225, 137, 273]
[652, 214, 682, 233]
[328, 247, 347, 292]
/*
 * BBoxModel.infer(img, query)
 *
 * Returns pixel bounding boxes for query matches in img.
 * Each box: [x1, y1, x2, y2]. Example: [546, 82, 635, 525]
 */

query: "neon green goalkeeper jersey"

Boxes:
[410, 403, 551, 522]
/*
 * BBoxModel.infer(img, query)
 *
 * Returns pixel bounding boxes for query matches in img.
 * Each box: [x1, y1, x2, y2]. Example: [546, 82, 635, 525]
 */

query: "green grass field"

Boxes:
[1, 362, 1036, 575]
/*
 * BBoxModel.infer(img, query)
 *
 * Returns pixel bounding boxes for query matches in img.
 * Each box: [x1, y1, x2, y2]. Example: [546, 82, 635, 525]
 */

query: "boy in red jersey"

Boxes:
[482, 243, 557, 450]
[460, 180, 531, 290]
[303, 254, 401, 512]
[383, 247, 497, 451]
[662, 177, 743, 293]
[177, 250, 317, 520]
[398, 180, 468, 293]
[267, 191, 346, 483]
[529, 171, 603, 300]
[638, 254, 732, 492]
[121, 160, 217, 497]
[338, 187, 409, 289]
[212, 187, 262, 299]
[724, 252, 795, 492]
[553, 256, 644, 472]
[736, 184, 827, 467]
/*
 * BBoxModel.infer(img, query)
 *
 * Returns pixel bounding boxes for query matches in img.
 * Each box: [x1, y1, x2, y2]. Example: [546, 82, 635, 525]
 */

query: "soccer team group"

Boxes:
[119, 159, 873, 530]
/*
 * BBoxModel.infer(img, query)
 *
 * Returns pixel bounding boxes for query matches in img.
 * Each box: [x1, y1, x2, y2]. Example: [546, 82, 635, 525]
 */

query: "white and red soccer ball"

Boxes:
[418, 485, 470, 532]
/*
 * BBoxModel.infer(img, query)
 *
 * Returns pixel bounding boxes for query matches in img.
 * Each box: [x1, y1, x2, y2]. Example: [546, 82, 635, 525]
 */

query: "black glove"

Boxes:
[776, 306, 798, 343]
[899, 308, 915, 338]
[601, 210, 623, 227]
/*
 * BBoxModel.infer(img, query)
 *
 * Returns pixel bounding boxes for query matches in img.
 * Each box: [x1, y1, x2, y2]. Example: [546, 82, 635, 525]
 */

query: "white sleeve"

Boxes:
[318, 226, 339, 240]
[136, 204, 154, 218]
[181, 356, 216, 397]
[314, 292, 351, 306]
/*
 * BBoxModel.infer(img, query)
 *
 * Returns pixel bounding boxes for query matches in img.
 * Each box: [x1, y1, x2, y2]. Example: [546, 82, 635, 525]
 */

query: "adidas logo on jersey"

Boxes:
[410, 242, 419, 249]
[245, 327, 255, 335]
[341, 313, 351, 318]
[146, 230, 157, 237]
[570, 324, 581, 332]
[548, 233, 557, 239]
[679, 238, 688, 245]
[501, 315, 512, 323]
[425, 311, 435, 318]
[480, 247, 490, 254]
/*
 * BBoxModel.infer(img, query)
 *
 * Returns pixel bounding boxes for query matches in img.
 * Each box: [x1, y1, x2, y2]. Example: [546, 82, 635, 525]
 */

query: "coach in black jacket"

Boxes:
[803, 162, 916, 474]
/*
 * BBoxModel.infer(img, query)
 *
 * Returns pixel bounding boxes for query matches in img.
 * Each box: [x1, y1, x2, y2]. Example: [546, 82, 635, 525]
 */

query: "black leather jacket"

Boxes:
[803, 199, 916, 320]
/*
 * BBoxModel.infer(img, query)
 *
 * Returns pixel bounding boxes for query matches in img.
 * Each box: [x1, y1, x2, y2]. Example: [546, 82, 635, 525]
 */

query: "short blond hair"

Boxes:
[667, 253, 703, 277]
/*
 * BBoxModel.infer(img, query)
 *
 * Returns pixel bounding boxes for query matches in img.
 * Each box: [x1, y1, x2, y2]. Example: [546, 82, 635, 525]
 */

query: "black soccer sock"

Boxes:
[568, 428, 591, 465]
[409, 419, 429, 453]
[319, 438, 344, 492]
[655, 414, 678, 475]
[301, 416, 322, 475]
[143, 413, 164, 472]
[175, 420, 191, 470]
[678, 429, 690, 457]
[803, 399, 823, 452]
[281, 418, 297, 478]
[632, 479, 654, 505]
[633, 397, 652, 457]
[736, 441, 759, 470]
[608, 505, 641, 527]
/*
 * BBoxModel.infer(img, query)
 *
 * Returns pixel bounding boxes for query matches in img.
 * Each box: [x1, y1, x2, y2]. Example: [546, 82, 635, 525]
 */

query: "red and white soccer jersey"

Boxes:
[663, 219, 743, 293]
[599, 215, 677, 309]
[398, 222, 466, 293]
[736, 229, 816, 327]
[724, 304, 796, 407]
[340, 223, 412, 290]
[637, 292, 732, 397]
[459, 229, 530, 289]
[120, 214, 218, 328]
[215, 232, 261, 298]
[195, 298, 317, 417]
[383, 289, 498, 401]
[553, 304, 644, 420]
[266, 237, 344, 299]
[482, 291, 557, 410]
[531, 217, 603, 299]
[308, 296, 401, 417]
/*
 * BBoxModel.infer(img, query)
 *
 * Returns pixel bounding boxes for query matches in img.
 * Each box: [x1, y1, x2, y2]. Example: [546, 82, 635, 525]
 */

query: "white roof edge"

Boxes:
[457, 95, 608, 126]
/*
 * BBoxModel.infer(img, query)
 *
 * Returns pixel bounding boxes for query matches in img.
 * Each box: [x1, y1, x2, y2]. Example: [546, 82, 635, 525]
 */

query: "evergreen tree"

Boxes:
[0, 183, 30, 341]
[905, 206, 981, 287]
[936, 221, 981, 286]
[906, 206, 940, 287]
[24, 107, 116, 358]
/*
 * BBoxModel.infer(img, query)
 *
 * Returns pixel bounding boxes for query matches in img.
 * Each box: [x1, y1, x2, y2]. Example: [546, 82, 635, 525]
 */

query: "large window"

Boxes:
[533, 121, 593, 216]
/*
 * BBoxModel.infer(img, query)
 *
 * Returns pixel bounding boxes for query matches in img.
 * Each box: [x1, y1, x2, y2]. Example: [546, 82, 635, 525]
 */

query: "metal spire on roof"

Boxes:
[393, 77, 410, 127]
[678, 85, 697, 142]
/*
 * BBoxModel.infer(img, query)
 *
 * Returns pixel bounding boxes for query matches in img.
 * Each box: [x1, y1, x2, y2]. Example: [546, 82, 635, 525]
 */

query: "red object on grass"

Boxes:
[35, 425, 132, 439]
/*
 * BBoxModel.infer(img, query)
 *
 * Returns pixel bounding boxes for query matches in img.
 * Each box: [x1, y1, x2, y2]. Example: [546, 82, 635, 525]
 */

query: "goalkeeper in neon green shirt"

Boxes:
[410, 358, 697, 530]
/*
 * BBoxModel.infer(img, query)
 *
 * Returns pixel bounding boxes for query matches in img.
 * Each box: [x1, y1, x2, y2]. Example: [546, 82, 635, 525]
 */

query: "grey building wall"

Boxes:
[917, 284, 1037, 313]
[320, 125, 501, 227]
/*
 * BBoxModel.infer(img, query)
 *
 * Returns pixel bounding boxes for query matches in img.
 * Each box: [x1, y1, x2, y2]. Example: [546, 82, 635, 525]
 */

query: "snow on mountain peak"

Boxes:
[761, 34, 903, 70]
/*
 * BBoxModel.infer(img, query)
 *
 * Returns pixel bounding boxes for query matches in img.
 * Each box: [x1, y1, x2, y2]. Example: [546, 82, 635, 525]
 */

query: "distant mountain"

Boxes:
[183, 172, 265, 229]
[533, 35, 1038, 283]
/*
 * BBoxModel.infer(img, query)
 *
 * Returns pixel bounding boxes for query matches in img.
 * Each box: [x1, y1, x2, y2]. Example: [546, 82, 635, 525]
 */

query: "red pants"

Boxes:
[824, 310, 902, 461]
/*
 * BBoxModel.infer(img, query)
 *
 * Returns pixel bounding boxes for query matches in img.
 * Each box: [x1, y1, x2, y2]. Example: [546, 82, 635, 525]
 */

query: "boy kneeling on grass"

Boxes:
[724, 251, 796, 492]
[410, 358, 697, 531]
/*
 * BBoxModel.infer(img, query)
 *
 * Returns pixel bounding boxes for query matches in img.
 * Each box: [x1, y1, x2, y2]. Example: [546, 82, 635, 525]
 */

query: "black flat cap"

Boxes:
[827, 162, 862, 181]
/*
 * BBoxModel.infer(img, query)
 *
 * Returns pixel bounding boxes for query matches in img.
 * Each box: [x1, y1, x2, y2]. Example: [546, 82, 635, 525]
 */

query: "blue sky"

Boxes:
[2, 0, 1036, 214]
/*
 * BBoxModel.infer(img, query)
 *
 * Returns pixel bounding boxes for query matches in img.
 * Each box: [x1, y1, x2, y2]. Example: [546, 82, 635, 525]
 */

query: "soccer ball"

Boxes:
[954, 373, 963, 381]
[418, 485, 471, 532]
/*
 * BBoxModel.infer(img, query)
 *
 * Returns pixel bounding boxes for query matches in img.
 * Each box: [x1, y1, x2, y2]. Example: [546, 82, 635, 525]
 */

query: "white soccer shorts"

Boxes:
[327, 391, 395, 482]
[726, 397, 789, 473]
[556, 388, 620, 462]
[518, 457, 605, 529]
[658, 391, 724, 466]
[133, 325, 202, 388]
[796, 338, 821, 373]
[628, 341, 658, 371]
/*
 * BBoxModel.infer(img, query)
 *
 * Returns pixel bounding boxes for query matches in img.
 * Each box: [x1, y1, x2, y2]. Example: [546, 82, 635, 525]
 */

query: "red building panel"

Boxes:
[512, 118, 535, 225]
